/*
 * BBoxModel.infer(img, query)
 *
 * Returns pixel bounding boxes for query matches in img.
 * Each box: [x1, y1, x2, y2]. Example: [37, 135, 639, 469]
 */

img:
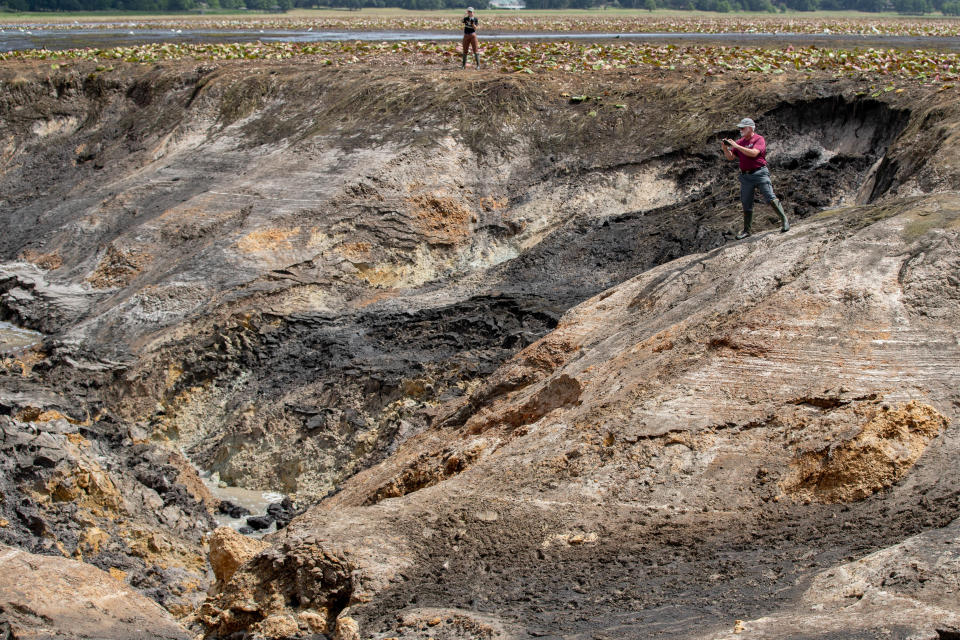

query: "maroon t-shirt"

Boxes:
[734, 133, 767, 171]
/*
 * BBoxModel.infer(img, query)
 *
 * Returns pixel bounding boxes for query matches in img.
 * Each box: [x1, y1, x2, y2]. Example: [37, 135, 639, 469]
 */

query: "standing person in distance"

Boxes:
[462, 7, 480, 69]
[721, 117, 789, 239]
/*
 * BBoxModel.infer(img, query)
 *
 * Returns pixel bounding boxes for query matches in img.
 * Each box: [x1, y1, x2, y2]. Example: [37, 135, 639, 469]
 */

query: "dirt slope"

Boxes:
[200, 194, 960, 639]
[1, 61, 951, 502]
[1, 60, 959, 639]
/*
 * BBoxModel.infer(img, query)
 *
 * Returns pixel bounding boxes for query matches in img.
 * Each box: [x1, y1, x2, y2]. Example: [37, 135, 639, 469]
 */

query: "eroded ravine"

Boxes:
[1, 60, 959, 639]
[157, 92, 912, 500]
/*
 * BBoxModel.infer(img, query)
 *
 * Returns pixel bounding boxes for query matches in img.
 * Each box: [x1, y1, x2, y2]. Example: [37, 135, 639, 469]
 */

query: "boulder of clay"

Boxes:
[217, 500, 251, 519]
[207, 527, 269, 589]
[245, 515, 273, 530]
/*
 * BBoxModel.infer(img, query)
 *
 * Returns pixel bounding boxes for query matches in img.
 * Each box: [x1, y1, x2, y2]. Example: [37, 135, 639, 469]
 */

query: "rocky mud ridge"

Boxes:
[0, 59, 959, 639]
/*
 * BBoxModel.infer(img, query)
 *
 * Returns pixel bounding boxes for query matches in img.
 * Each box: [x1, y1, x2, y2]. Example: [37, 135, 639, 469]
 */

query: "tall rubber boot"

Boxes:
[771, 199, 789, 232]
[735, 210, 753, 240]
[461, 52, 467, 69]
[474, 52, 480, 68]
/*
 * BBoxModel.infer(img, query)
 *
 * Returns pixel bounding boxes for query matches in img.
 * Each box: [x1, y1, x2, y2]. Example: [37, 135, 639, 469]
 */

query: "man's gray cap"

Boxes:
[737, 117, 756, 129]
[467, 6, 474, 10]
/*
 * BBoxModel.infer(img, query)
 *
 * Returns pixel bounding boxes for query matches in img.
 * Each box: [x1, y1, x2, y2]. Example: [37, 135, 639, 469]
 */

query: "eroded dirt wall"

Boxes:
[0, 62, 950, 503]
[2, 60, 960, 637]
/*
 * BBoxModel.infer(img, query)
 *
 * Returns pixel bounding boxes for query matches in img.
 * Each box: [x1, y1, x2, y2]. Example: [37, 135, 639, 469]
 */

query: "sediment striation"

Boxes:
[0, 58, 958, 638]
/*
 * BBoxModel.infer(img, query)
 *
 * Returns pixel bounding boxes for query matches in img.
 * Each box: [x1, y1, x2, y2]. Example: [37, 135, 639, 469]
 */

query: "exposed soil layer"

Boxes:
[0, 541, 192, 640]
[2, 62, 923, 497]
[1, 59, 959, 639]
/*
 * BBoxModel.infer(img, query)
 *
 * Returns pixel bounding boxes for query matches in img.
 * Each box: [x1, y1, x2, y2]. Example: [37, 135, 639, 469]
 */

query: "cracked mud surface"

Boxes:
[1, 59, 959, 639]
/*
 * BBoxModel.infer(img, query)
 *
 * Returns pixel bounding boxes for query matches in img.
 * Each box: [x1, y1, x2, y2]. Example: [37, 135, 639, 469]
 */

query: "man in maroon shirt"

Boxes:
[721, 117, 789, 239]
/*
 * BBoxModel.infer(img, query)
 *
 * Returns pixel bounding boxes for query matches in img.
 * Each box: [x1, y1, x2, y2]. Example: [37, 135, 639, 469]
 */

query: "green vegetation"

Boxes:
[4, 39, 958, 88]
[0, 0, 298, 11]
[4, 11, 960, 35]
[0, 0, 486, 13]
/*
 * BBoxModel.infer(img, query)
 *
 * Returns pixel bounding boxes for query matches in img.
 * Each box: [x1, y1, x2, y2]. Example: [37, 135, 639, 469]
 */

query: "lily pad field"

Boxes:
[3, 11, 960, 35]
[3, 23, 960, 88]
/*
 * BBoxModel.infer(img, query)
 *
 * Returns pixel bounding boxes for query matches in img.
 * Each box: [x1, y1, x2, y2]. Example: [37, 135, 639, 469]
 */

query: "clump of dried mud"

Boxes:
[781, 400, 949, 503]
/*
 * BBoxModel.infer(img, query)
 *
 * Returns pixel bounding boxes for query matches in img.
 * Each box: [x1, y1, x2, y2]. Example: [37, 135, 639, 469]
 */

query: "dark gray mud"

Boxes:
[172, 294, 561, 491]
[357, 484, 960, 638]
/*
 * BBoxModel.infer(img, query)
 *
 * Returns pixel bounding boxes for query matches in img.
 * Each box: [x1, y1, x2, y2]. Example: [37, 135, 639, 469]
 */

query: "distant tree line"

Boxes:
[323, 0, 960, 13]
[0, 0, 284, 11]
[528, 0, 957, 13]
[0, 0, 490, 10]
[294, 0, 490, 9]
[4, 0, 958, 17]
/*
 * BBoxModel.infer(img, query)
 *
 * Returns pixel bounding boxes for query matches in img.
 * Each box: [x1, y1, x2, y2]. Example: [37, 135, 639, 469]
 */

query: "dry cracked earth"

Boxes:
[0, 58, 959, 640]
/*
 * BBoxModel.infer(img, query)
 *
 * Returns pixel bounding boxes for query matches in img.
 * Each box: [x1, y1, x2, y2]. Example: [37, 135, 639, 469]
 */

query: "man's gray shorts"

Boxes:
[739, 166, 777, 213]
